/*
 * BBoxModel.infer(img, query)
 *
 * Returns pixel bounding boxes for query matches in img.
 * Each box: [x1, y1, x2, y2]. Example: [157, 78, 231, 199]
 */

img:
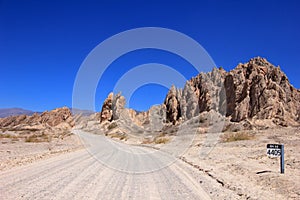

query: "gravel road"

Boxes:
[0, 131, 211, 200]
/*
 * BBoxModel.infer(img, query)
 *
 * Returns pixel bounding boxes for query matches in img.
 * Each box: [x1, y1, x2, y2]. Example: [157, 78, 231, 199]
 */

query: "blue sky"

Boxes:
[1, 0, 299, 112]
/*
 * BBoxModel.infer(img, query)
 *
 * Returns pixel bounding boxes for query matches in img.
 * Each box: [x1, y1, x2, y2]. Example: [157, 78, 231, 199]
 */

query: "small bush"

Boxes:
[25, 134, 51, 143]
[109, 132, 127, 141]
[221, 132, 253, 143]
[0, 134, 12, 138]
[154, 136, 170, 144]
[107, 122, 118, 130]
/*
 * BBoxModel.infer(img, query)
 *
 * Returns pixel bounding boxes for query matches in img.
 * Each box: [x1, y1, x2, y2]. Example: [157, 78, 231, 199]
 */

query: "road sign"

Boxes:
[267, 144, 282, 157]
[266, 144, 284, 174]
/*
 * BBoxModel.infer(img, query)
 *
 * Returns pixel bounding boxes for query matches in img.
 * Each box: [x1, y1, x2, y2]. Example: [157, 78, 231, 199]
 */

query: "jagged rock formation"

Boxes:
[163, 67, 227, 125]
[224, 57, 300, 125]
[163, 57, 300, 126]
[163, 85, 182, 124]
[0, 107, 74, 131]
[100, 93, 113, 122]
[100, 92, 126, 123]
[99, 57, 300, 132]
[99, 92, 167, 135]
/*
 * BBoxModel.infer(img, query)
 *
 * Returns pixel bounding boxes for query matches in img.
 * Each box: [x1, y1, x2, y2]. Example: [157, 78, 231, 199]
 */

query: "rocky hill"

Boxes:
[0, 107, 74, 136]
[100, 57, 300, 133]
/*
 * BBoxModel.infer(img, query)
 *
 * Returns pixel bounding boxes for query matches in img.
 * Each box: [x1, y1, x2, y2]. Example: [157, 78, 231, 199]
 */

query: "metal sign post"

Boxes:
[280, 145, 284, 174]
[267, 144, 284, 174]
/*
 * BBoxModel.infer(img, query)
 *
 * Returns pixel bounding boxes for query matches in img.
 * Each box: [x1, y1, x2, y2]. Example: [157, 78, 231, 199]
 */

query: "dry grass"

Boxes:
[107, 122, 118, 130]
[25, 134, 52, 143]
[0, 133, 20, 141]
[109, 132, 127, 141]
[0, 134, 13, 138]
[221, 131, 254, 143]
[1, 127, 40, 132]
[154, 137, 170, 144]
[154, 132, 170, 144]
[141, 132, 171, 144]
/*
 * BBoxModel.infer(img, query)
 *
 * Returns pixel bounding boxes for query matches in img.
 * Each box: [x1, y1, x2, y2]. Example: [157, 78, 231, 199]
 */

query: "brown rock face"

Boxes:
[99, 57, 299, 128]
[100, 92, 125, 123]
[100, 93, 113, 122]
[164, 85, 182, 124]
[163, 57, 300, 126]
[225, 57, 300, 125]
[0, 107, 74, 129]
[163, 67, 227, 124]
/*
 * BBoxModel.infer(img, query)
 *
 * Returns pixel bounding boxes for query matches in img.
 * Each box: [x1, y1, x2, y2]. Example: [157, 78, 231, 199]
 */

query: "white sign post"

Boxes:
[267, 144, 284, 174]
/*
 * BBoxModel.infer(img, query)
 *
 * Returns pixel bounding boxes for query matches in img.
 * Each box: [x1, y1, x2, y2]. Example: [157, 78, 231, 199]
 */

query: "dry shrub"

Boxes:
[25, 134, 51, 143]
[154, 137, 170, 144]
[109, 132, 127, 141]
[107, 122, 118, 130]
[0, 134, 12, 138]
[154, 136, 170, 144]
[221, 131, 254, 143]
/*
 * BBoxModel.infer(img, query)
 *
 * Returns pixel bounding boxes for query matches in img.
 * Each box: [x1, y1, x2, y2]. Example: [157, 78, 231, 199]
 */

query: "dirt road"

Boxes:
[0, 131, 211, 200]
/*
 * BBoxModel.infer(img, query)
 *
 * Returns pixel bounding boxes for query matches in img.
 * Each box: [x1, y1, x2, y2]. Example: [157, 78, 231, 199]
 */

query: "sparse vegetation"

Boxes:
[107, 122, 118, 130]
[154, 136, 170, 144]
[141, 137, 152, 144]
[0, 133, 20, 142]
[153, 132, 170, 144]
[1, 127, 40, 132]
[0, 133, 13, 138]
[25, 134, 52, 143]
[109, 132, 127, 141]
[221, 131, 254, 143]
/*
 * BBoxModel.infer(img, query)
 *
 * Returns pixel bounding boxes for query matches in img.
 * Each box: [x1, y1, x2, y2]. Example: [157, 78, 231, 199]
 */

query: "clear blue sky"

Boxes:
[1, 0, 299, 112]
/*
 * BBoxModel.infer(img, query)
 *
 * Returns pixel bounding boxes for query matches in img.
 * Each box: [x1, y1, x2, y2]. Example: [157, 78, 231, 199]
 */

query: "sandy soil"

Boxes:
[180, 126, 300, 199]
[0, 133, 83, 171]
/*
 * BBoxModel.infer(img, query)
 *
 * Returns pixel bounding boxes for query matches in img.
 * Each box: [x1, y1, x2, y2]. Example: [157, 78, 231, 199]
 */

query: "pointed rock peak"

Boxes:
[167, 85, 177, 94]
[107, 92, 114, 100]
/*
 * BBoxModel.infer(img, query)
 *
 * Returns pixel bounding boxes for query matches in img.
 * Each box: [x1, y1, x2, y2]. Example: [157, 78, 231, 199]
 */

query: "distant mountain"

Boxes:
[0, 108, 38, 118]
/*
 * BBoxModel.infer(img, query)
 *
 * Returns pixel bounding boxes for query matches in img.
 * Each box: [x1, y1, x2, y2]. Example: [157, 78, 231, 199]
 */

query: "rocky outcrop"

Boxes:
[163, 57, 300, 126]
[224, 57, 299, 125]
[99, 57, 299, 129]
[100, 92, 126, 123]
[0, 107, 74, 128]
[100, 93, 113, 122]
[163, 85, 182, 124]
[163, 67, 227, 124]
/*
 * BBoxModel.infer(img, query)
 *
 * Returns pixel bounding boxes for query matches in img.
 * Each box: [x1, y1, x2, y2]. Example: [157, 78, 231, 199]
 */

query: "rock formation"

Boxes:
[100, 92, 126, 123]
[163, 57, 300, 126]
[0, 107, 74, 130]
[163, 85, 182, 124]
[100, 57, 300, 130]
[224, 57, 300, 125]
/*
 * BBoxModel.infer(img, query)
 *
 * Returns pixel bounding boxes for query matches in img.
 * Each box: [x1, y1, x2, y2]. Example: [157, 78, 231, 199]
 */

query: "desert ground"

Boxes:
[0, 126, 299, 199]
